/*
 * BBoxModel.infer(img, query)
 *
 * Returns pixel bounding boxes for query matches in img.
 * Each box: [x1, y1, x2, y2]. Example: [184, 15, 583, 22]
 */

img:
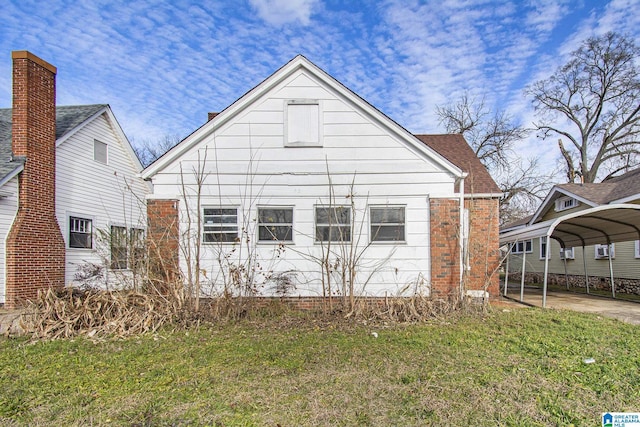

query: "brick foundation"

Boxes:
[5, 51, 65, 308]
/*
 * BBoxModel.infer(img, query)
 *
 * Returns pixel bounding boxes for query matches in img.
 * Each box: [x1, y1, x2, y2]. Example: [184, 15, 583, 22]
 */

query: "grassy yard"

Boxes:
[1, 306, 638, 426]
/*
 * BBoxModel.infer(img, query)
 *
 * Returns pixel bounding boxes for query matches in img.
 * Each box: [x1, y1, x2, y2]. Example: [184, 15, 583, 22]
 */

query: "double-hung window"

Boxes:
[511, 240, 532, 254]
[129, 228, 145, 270]
[370, 206, 405, 242]
[539, 236, 549, 259]
[69, 216, 92, 249]
[203, 208, 238, 243]
[258, 207, 293, 242]
[110, 226, 128, 270]
[315, 206, 351, 242]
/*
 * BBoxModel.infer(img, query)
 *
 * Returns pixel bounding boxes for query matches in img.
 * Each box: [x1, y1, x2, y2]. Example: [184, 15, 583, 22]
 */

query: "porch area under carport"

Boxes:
[501, 281, 640, 325]
[499, 204, 640, 308]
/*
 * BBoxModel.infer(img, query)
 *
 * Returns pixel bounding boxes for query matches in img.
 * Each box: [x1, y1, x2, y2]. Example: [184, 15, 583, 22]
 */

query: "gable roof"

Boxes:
[523, 167, 640, 226]
[415, 134, 501, 195]
[142, 55, 465, 181]
[0, 104, 143, 186]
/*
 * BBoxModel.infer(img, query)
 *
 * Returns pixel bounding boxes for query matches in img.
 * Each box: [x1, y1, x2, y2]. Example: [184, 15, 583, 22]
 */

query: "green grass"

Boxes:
[1, 307, 639, 426]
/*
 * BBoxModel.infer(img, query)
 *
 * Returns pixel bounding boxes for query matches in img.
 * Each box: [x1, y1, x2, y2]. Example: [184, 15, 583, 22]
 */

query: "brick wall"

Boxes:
[465, 198, 500, 297]
[147, 199, 180, 284]
[429, 198, 461, 297]
[5, 51, 66, 308]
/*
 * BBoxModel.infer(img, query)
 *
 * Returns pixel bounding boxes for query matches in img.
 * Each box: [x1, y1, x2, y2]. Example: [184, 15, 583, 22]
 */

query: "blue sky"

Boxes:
[1, 0, 639, 171]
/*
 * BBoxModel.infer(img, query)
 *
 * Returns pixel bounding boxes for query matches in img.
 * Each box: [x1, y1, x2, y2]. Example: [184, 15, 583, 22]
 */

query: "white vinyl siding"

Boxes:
[0, 177, 19, 303]
[149, 69, 454, 297]
[56, 112, 149, 285]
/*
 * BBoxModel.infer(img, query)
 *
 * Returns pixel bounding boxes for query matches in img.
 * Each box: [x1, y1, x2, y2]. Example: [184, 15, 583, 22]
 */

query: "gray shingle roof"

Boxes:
[557, 168, 640, 205]
[0, 105, 107, 182]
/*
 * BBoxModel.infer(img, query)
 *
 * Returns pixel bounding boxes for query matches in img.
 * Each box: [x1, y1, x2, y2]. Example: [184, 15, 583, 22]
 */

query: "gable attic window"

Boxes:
[285, 100, 321, 147]
[554, 196, 578, 212]
[94, 140, 108, 164]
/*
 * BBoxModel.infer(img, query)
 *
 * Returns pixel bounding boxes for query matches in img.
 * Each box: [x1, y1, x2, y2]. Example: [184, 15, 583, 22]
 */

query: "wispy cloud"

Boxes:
[0, 0, 637, 179]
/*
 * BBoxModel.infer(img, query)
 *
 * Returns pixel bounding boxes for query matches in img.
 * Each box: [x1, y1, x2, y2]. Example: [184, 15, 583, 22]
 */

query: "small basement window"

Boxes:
[285, 100, 320, 147]
[94, 140, 108, 164]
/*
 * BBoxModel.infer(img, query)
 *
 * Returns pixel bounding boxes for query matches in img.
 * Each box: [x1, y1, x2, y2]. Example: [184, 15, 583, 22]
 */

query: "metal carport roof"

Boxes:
[499, 204, 640, 307]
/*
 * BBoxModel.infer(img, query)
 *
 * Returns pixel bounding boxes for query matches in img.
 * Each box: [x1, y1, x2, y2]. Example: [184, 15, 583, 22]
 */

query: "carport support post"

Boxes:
[563, 252, 569, 291]
[582, 246, 589, 294]
[520, 243, 526, 302]
[608, 246, 615, 299]
[503, 243, 511, 296]
[542, 232, 551, 308]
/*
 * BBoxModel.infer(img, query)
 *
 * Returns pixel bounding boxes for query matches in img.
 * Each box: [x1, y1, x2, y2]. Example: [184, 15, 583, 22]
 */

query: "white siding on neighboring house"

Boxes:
[0, 177, 19, 303]
[56, 112, 149, 286]
[150, 69, 458, 297]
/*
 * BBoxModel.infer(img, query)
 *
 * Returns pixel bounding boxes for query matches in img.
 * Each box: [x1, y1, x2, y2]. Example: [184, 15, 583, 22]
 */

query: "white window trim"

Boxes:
[203, 206, 239, 244]
[594, 243, 615, 259]
[369, 205, 407, 244]
[539, 236, 549, 260]
[68, 214, 94, 250]
[635, 240, 640, 259]
[554, 196, 578, 212]
[257, 206, 295, 244]
[284, 99, 322, 147]
[94, 139, 108, 165]
[511, 240, 532, 254]
[314, 205, 351, 243]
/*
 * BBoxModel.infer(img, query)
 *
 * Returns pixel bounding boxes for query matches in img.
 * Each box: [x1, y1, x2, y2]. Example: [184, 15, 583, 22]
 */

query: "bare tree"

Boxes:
[133, 134, 181, 168]
[528, 32, 640, 183]
[437, 94, 551, 224]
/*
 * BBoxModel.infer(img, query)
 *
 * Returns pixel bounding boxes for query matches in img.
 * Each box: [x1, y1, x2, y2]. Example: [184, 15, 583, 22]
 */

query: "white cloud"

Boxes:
[248, 0, 320, 26]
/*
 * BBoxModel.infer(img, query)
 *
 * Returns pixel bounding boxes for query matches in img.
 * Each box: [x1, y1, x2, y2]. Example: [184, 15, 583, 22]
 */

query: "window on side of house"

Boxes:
[315, 206, 351, 242]
[285, 100, 320, 147]
[511, 240, 532, 254]
[636, 240, 640, 258]
[203, 208, 239, 243]
[258, 207, 294, 243]
[595, 243, 615, 259]
[110, 225, 128, 270]
[94, 140, 108, 164]
[129, 228, 145, 271]
[69, 216, 92, 249]
[554, 196, 578, 212]
[539, 236, 549, 259]
[370, 206, 405, 242]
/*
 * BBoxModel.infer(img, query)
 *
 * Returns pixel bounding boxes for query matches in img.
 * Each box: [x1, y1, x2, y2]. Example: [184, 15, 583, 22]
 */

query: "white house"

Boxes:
[0, 51, 150, 307]
[142, 55, 502, 302]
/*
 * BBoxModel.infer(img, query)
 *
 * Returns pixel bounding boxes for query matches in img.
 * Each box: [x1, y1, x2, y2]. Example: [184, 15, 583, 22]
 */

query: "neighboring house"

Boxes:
[142, 55, 502, 302]
[0, 51, 150, 308]
[500, 168, 640, 295]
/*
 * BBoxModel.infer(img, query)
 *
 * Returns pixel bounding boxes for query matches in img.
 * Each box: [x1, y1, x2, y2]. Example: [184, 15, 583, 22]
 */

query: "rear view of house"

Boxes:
[142, 55, 502, 303]
[0, 51, 150, 308]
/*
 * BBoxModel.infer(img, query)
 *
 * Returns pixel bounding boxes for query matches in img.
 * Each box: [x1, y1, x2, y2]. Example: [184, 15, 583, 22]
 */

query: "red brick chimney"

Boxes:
[5, 51, 65, 308]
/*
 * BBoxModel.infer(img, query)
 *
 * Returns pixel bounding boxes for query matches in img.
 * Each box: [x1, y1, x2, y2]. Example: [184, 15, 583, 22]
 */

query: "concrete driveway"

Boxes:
[502, 285, 640, 325]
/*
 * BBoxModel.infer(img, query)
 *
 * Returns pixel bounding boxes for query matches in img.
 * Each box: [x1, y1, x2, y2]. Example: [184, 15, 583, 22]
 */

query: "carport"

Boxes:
[499, 204, 640, 308]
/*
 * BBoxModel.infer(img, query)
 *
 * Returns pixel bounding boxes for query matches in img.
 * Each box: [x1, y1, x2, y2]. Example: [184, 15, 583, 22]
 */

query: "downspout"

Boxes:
[458, 176, 466, 300]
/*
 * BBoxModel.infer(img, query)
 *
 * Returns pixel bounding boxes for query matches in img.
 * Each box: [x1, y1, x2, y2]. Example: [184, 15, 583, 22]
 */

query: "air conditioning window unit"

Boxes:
[559, 247, 575, 260]
[595, 244, 615, 259]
